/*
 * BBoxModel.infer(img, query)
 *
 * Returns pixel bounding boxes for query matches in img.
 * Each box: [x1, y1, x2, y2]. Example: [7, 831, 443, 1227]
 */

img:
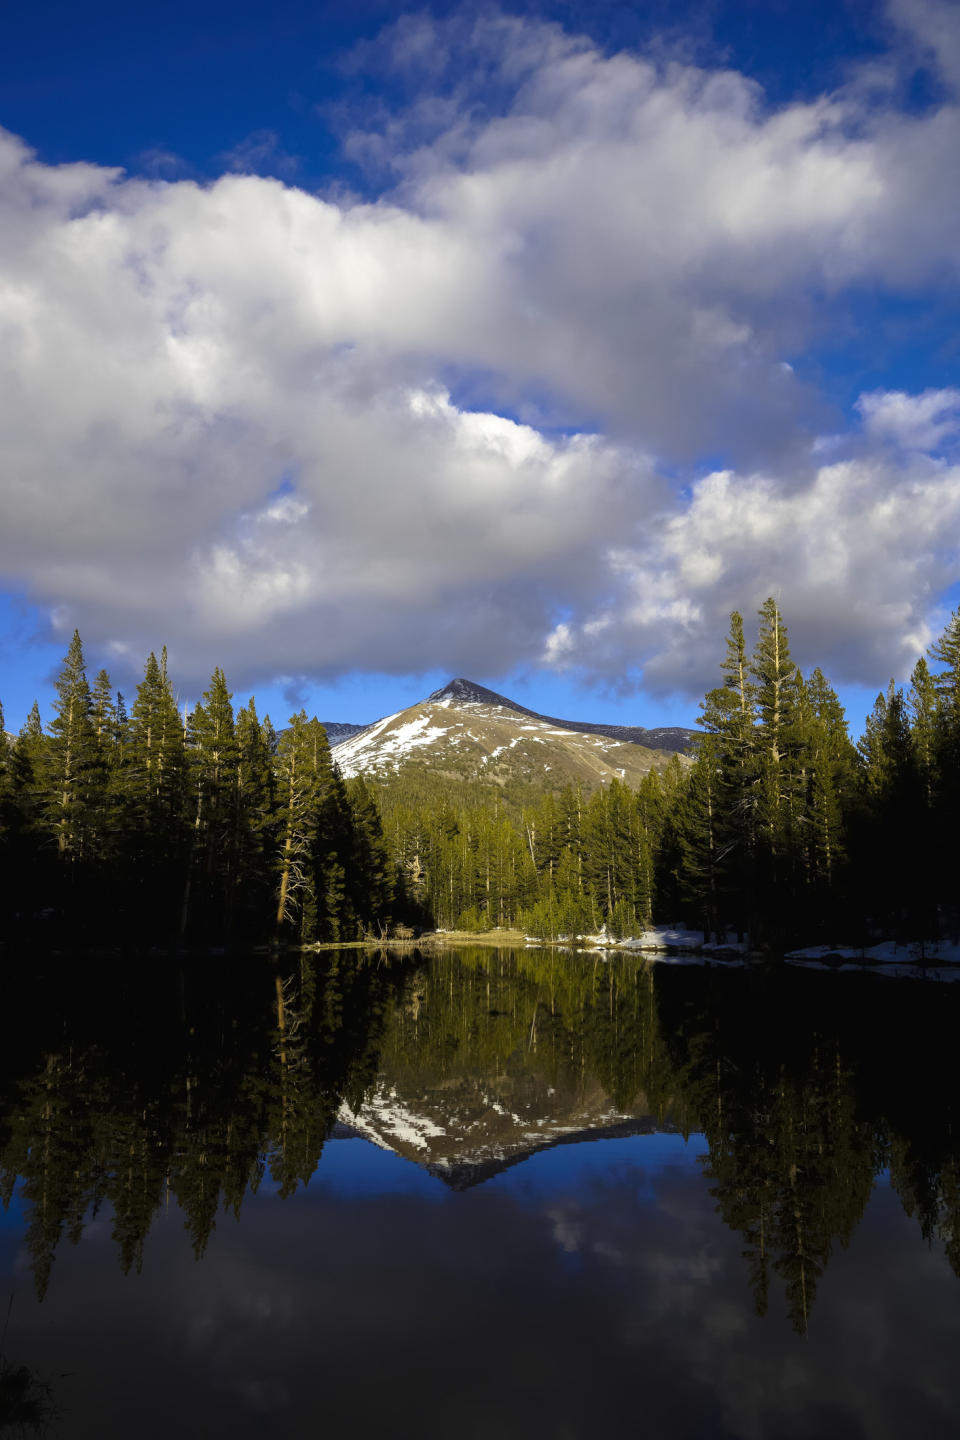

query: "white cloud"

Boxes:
[0, 6, 959, 698]
[857, 388, 960, 452]
[887, 0, 960, 92]
[548, 450, 960, 691]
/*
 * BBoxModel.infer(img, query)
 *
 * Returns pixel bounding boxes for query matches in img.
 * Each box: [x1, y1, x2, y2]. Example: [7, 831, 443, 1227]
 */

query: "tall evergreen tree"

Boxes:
[698, 611, 759, 935]
[274, 712, 326, 940]
[908, 657, 939, 806]
[676, 734, 723, 939]
[749, 598, 800, 932]
[234, 698, 276, 925]
[45, 630, 98, 866]
[345, 774, 395, 935]
[0, 699, 11, 837]
[183, 668, 239, 936]
[124, 650, 188, 928]
[927, 609, 960, 931]
[929, 607, 960, 718]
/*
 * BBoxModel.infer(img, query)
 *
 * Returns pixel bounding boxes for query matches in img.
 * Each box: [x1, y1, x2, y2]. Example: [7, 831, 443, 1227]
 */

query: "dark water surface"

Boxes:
[1, 947, 959, 1438]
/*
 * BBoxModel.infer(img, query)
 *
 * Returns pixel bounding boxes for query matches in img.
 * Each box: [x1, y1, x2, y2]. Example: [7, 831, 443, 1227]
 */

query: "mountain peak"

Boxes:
[332, 676, 693, 790]
[427, 678, 517, 707]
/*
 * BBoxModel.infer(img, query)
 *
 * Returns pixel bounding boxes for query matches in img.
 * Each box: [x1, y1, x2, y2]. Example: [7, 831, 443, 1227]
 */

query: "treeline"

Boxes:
[3, 598, 959, 947]
[379, 597, 960, 947]
[381, 770, 684, 937]
[679, 597, 960, 945]
[0, 634, 396, 943]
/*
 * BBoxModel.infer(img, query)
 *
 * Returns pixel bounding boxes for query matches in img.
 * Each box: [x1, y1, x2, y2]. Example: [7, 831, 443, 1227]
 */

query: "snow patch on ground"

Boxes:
[785, 940, 960, 965]
[581, 926, 745, 954]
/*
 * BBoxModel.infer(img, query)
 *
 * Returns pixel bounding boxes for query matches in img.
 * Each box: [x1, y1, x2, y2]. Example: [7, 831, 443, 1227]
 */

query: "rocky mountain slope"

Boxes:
[331, 678, 692, 793]
[319, 721, 367, 744]
[337, 1073, 669, 1189]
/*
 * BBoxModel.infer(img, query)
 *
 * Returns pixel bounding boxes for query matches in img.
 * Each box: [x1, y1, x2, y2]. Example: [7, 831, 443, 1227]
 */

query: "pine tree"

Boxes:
[90, 669, 116, 749]
[676, 734, 723, 939]
[345, 775, 395, 935]
[11, 702, 46, 825]
[909, 657, 939, 805]
[274, 712, 326, 939]
[749, 599, 801, 932]
[316, 757, 357, 940]
[803, 668, 858, 926]
[857, 683, 929, 939]
[45, 630, 98, 865]
[698, 611, 759, 935]
[751, 597, 797, 779]
[124, 651, 188, 928]
[0, 699, 11, 834]
[183, 668, 239, 935]
[927, 610, 960, 933]
[234, 698, 276, 926]
[929, 607, 960, 718]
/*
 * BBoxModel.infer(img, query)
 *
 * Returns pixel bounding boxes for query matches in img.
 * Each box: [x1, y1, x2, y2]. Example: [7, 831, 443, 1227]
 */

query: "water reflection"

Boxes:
[1, 949, 960, 1436]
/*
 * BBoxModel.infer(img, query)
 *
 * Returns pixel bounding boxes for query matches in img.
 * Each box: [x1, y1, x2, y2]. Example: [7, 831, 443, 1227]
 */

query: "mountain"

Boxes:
[332, 949, 679, 1190]
[425, 678, 694, 751]
[337, 1076, 671, 1190]
[331, 677, 693, 794]
[319, 721, 368, 744]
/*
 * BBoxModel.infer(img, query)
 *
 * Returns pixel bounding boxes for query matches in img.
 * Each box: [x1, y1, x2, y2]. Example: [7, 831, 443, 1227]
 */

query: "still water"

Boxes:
[1, 947, 959, 1438]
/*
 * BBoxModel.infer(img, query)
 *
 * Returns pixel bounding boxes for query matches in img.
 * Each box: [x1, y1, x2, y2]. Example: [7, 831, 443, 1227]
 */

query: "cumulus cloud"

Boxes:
[545, 447, 960, 692]
[0, 4, 959, 698]
[857, 388, 960, 453]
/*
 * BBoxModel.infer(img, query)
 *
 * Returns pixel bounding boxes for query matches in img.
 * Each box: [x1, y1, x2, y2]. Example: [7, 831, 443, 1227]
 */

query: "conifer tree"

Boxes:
[929, 607, 960, 718]
[274, 711, 326, 939]
[804, 668, 858, 921]
[749, 599, 800, 928]
[234, 698, 276, 924]
[676, 734, 723, 939]
[91, 669, 116, 748]
[127, 652, 186, 826]
[927, 609, 960, 927]
[125, 650, 188, 927]
[0, 699, 11, 836]
[698, 611, 759, 935]
[183, 668, 239, 935]
[316, 757, 357, 940]
[908, 657, 938, 805]
[751, 596, 797, 783]
[345, 775, 395, 935]
[11, 702, 46, 825]
[857, 683, 929, 938]
[45, 630, 98, 864]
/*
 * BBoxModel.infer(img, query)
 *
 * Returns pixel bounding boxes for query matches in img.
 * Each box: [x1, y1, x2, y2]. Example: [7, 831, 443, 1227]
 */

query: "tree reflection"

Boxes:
[2, 950, 960, 1333]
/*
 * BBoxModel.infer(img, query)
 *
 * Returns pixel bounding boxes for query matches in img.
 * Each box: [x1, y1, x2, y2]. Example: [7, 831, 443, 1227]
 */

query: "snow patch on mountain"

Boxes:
[329, 677, 692, 788]
[339, 1086, 447, 1151]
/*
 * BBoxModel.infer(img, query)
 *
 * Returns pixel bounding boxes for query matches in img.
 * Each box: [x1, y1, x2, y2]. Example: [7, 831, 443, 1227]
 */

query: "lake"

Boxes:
[1, 946, 959, 1438]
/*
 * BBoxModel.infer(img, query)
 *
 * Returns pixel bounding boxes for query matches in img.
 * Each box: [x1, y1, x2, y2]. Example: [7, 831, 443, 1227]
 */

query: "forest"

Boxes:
[0, 638, 395, 944]
[383, 597, 960, 946]
[0, 596, 958, 949]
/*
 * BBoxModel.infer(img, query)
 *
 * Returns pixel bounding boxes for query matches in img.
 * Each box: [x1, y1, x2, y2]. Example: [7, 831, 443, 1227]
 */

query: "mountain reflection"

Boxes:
[2, 948, 960, 1333]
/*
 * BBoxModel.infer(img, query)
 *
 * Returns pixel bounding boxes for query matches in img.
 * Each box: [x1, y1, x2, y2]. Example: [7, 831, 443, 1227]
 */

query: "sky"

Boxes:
[1, 0, 959, 732]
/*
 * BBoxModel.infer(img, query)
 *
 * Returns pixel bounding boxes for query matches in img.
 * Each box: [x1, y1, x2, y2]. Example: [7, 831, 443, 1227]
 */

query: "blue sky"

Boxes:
[1, 0, 959, 732]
